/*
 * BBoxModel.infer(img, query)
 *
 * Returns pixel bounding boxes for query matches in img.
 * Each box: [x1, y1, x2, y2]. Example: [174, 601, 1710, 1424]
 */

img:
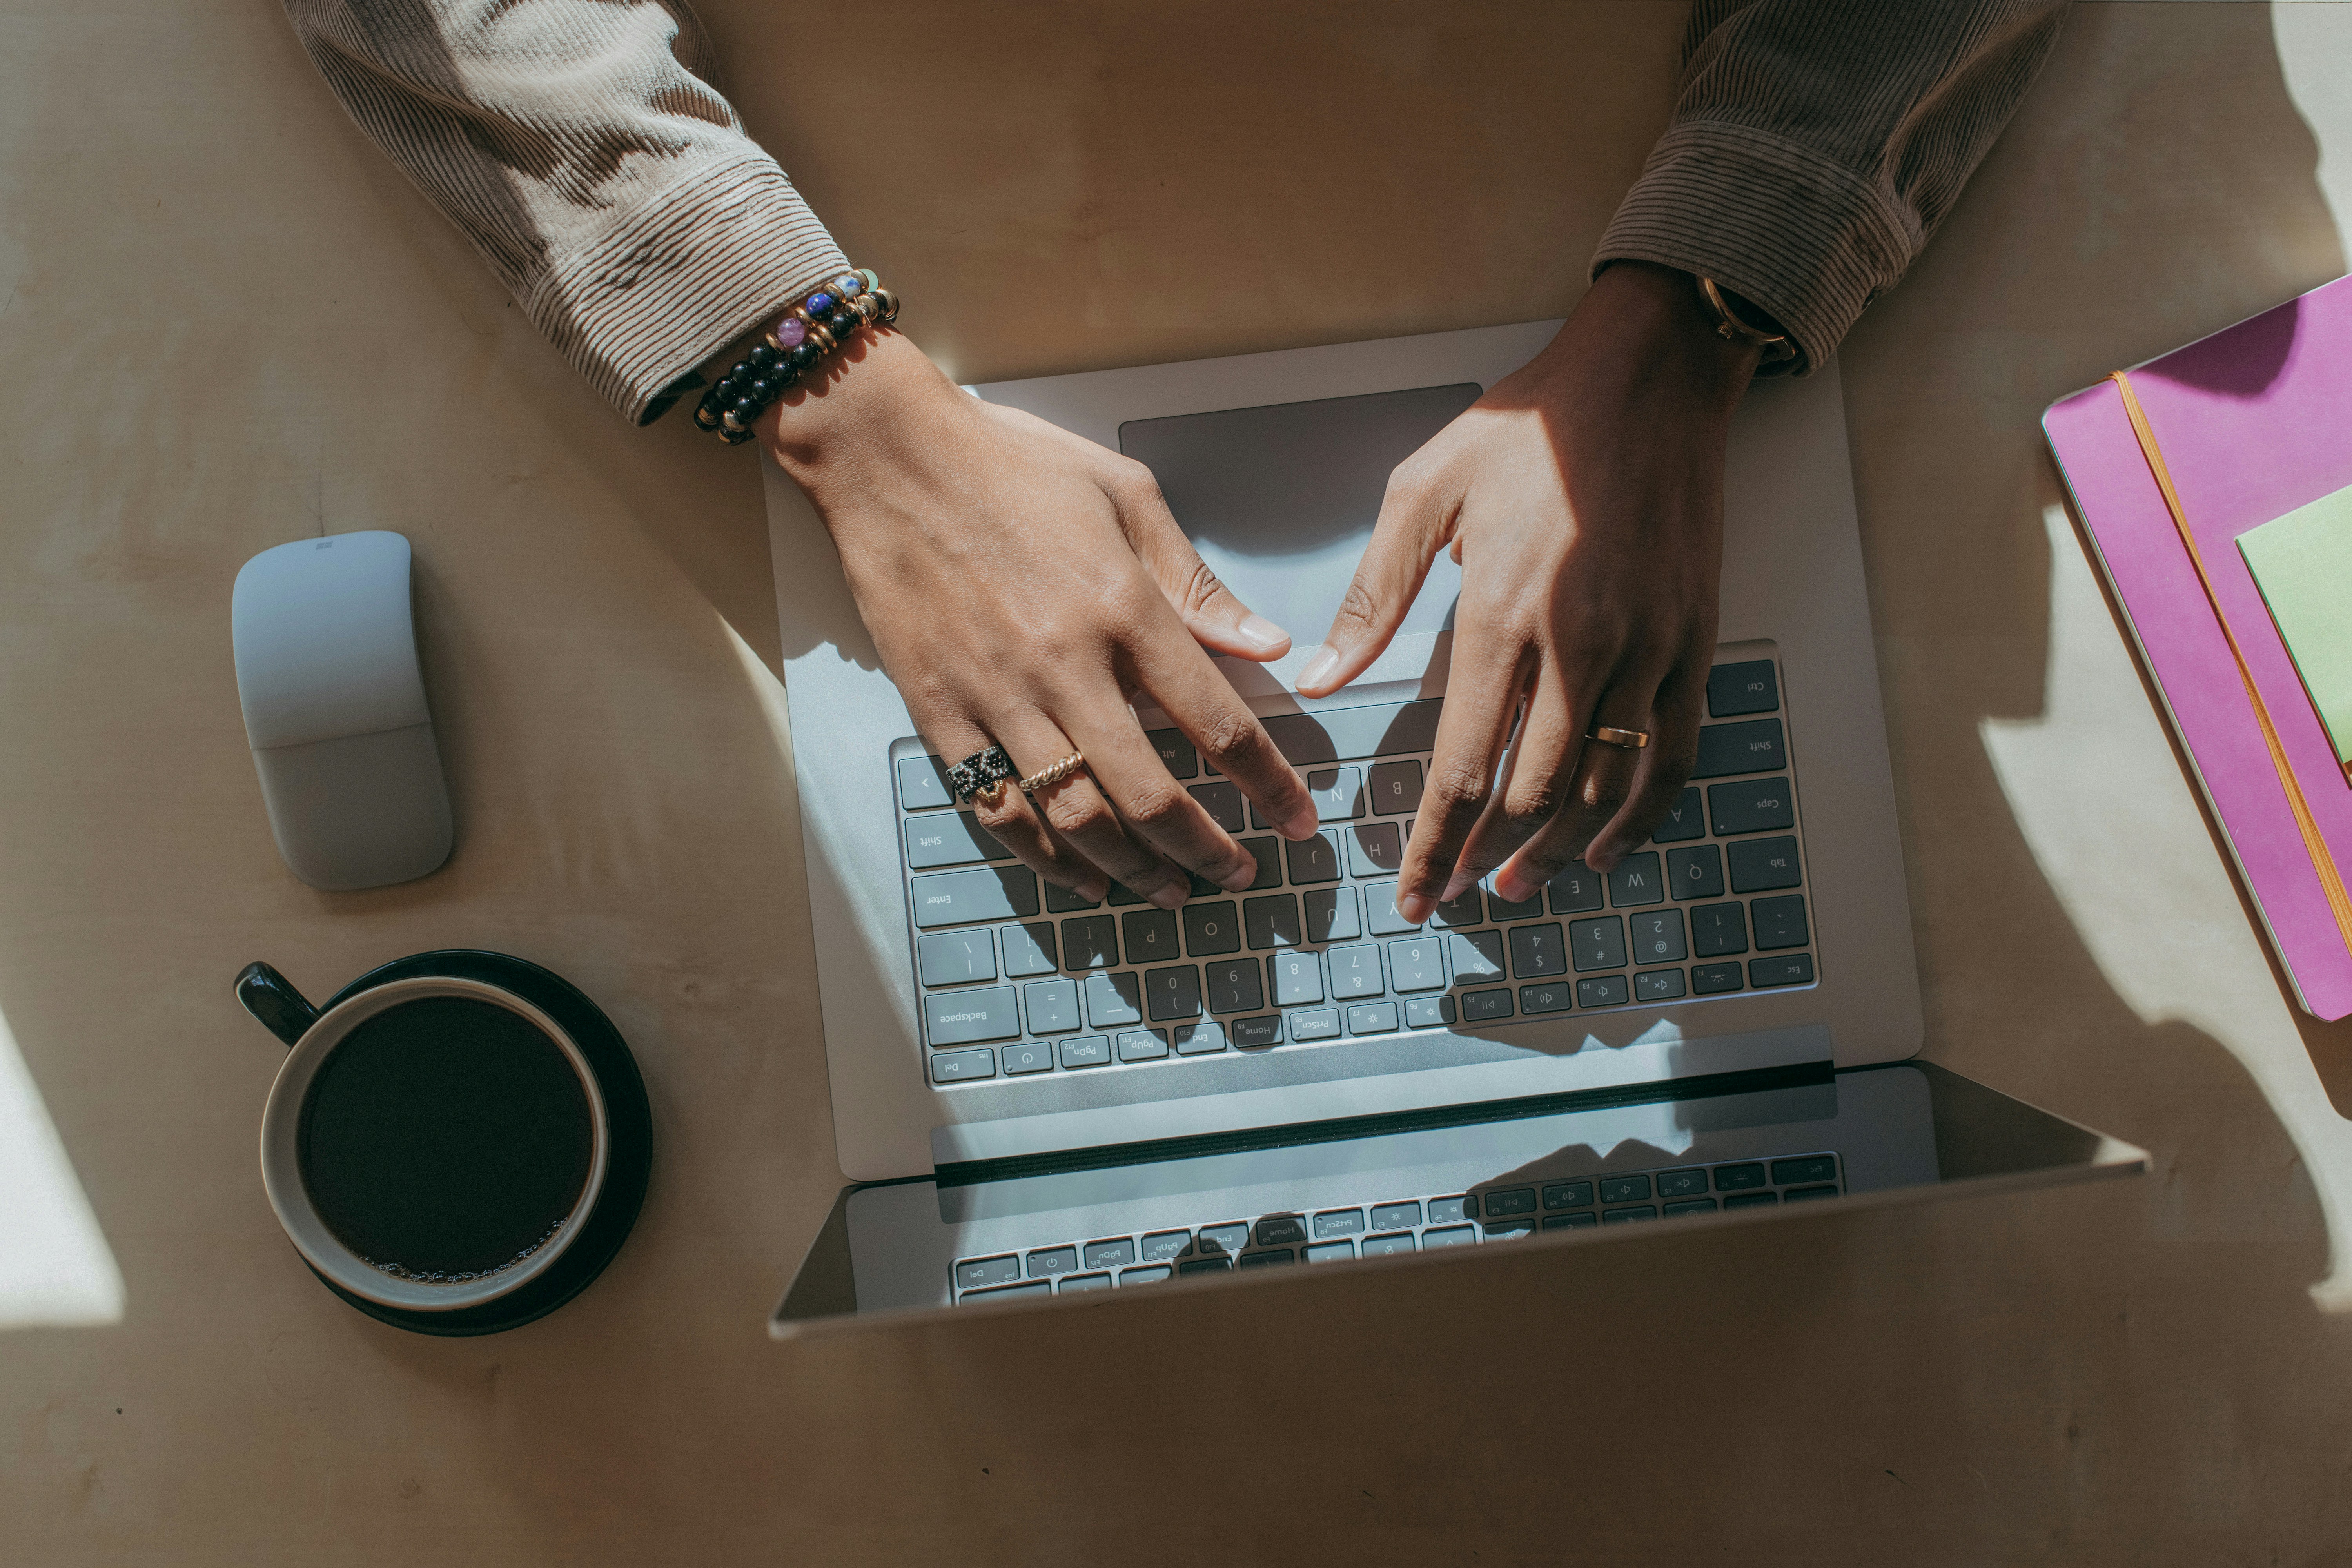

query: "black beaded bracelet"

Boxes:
[693, 268, 902, 445]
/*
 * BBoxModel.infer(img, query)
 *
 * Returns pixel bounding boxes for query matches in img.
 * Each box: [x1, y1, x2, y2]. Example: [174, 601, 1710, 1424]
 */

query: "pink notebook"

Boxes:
[2045, 273, 2352, 1020]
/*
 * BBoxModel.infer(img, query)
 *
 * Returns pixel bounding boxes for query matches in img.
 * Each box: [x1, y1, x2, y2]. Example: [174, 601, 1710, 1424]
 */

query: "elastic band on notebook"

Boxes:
[2108, 369, 2352, 959]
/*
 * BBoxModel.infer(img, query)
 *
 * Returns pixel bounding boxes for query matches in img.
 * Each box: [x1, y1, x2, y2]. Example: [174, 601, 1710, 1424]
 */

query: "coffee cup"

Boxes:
[237, 961, 612, 1315]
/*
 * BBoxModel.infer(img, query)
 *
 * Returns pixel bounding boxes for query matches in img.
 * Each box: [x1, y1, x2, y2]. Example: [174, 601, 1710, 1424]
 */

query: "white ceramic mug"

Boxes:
[245, 970, 611, 1313]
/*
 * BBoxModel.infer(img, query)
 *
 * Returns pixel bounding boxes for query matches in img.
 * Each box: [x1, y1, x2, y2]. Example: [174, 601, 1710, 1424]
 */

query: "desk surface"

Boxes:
[5, 3, 2351, 1561]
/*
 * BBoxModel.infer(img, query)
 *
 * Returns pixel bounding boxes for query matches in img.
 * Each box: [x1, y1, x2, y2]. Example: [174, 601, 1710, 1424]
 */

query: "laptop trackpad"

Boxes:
[1119, 383, 1481, 692]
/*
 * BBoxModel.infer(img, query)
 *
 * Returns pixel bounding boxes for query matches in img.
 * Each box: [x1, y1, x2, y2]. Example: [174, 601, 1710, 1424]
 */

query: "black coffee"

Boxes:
[297, 996, 594, 1282]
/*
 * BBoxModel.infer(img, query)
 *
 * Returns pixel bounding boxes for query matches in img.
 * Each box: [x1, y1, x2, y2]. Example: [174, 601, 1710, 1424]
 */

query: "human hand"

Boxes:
[1293, 261, 1761, 922]
[762, 330, 1321, 911]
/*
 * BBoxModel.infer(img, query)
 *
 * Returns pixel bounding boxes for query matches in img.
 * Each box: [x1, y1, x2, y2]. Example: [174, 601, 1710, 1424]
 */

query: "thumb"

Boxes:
[1295, 471, 1450, 697]
[1118, 481, 1294, 662]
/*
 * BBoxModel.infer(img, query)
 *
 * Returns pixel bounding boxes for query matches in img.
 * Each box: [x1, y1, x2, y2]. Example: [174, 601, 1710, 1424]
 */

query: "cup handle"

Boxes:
[236, 962, 319, 1049]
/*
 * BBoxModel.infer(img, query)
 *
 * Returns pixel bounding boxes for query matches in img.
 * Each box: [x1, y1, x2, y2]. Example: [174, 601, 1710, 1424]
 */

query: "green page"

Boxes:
[2239, 482, 2352, 767]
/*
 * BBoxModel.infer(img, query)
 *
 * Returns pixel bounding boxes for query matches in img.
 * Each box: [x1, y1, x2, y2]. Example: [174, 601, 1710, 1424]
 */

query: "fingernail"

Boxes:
[1439, 869, 1475, 902]
[1396, 892, 1432, 924]
[1236, 613, 1290, 655]
[1218, 854, 1258, 892]
[1149, 882, 1188, 910]
[1492, 870, 1531, 904]
[1079, 879, 1109, 904]
[1281, 807, 1321, 841]
[1588, 842, 1623, 873]
[1295, 645, 1340, 692]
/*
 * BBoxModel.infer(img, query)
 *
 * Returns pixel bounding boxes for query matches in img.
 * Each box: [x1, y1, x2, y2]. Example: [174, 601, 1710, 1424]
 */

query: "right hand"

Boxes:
[760, 329, 1321, 910]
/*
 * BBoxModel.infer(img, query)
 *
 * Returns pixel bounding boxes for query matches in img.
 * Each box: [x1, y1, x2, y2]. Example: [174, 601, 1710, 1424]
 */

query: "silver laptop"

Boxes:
[762, 321, 2143, 1331]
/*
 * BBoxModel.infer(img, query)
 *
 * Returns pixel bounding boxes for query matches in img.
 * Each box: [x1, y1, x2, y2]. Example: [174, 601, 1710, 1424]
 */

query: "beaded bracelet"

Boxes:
[693, 268, 902, 445]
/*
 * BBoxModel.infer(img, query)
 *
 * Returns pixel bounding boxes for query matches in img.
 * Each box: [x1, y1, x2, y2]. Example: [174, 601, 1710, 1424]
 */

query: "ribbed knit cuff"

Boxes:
[1593, 120, 1918, 376]
[526, 153, 851, 425]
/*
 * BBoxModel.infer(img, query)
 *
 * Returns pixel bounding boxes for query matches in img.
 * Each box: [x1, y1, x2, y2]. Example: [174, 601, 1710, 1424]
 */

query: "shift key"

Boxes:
[911, 867, 1040, 927]
[1692, 719, 1785, 779]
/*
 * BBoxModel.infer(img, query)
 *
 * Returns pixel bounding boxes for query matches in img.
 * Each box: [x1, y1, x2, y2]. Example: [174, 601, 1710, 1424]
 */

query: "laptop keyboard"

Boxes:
[950, 1151, 1842, 1302]
[896, 657, 1813, 1086]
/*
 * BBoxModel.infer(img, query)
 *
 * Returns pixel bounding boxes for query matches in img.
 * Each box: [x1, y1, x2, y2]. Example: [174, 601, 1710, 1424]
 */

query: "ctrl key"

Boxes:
[930, 1047, 997, 1084]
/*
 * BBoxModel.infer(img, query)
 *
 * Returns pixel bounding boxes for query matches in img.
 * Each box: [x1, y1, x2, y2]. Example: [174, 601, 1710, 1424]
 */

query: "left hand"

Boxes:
[1294, 261, 1762, 922]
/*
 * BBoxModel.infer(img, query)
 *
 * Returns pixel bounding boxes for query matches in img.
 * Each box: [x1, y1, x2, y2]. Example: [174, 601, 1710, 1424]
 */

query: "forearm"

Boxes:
[1596, 0, 2071, 372]
[283, 0, 848, 423]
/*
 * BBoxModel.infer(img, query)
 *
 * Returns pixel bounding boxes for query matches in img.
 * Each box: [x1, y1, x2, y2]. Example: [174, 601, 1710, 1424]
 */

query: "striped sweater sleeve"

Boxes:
[283, 0, 848, 424]
[1596, 0, 2071, 374]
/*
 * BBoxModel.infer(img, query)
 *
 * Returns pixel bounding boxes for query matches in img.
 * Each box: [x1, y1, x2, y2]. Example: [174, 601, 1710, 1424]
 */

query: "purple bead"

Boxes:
[774, 317, 808, 348]
[804, 290, 835, 316]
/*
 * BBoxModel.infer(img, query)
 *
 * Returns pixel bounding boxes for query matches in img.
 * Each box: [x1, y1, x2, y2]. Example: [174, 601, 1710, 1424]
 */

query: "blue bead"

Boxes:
[833, 273, 864, 299]
[804, 290, 835, 316]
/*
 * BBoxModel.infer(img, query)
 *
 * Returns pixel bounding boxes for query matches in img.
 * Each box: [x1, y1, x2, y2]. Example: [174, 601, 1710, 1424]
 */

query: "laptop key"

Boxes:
[1406, 994, 1455, 1028]
[1668, 844, 1726, 901]
[1002, 1042, 1053, 1075]
[1607, 852, 1664, 907]
[1288, 1007, 1341, 1041]
[1254, 1216, 1308, 1247]
[1547, 864, 1606, 914]
[1692, 718, 1786, 779]
[1023, 978, 1081, 1033]
[1181, 900, 1241, 957]
[1727, 836, 1802, 894]
[1446, 930, 1505, 983]
[962, 1279, 1051, 1300]
[1459, 986, 1512, 1022]
[1650, 786, 1705, 843]
[1176, 1258, 1230, 1275]
[1286, 831, 1343, 884]
[1575, 975, 1629, 1008]
[1628, 909, 1687, 964]
[1484, 1219, 1536, 1239]
[1519, 981, 1572, 1015]
[1305, 1241, 1356, 1264]
[1664, 1199, 1718, 1217]
[1308, 766, 1365, 821]
[930, 1048, 996, 1083]
[1542, 1181, 1594, 1209]
[1229, 1013, 1283, 1048]
[1305, 886, 1361, 942]
[1241, 837, 1284, 890]
[1486, 886, 1544, 922]
[910, 866, 1039, 927]
[1370, 1201, 1422, 1230]
[1345, 822, 1405, 878]
[1430, 888, 1485, 927]
[1146, 727, 1198, 780]
[955, 1254, 1020, 1290]
[1750, 896, 1809, 950]
[1058, 1273, 1112, 1293]
[1027, 1246, 1079, 1277]
[1205, 958, 1264, 1014]
[1709, 776, 1795, 836]
[1567, 916, 1627, 972]
[897, 755, 955, 811]
[1314, 1208, 1367, 1238]
[1044, 881, 1103, 913]
[1602, 1206, 1658, 1224]
[1483, 1187, 1537, 1217]
[1368, 759, 1423, 815]
[1085, 971, 1143, 1027]
[1714, 1162, 1769, 1191]
[1387, 937, 1447, 993]
[1270, 951, 1324, 1006]
[1145, 965, 1203, 1022]
[1691, 960, 1744, 994]
[1634, 967, 1686, 1001]
[1707, 659, 1779, 717]
[1001, 922, 1057, 977]
[1542, 1212, 1599, 1230]
[1198, 1223, 1247, 1256]
[1656, 1168, 1708, 1199]
[1057, 1034, 1111, 1069]
[1327, 944, 1385, 999]
[924, 985, 1020, 1047]
[1174, 1021, 1226, 1054]
[1119, 1265, 1173, 1285]
[1747, 953, 1815, 989]
[1245, 893, 1303, 949]
[1508, 923, 1568, 978]
[1139, 1230, 1191, 1263]
[1427, 1199, 1474, 1228]
[1599, 1174, 1651, 1203]
[917, 929, 996, 987]
[1123, 909, 1181, 964]
[1189, 779, 1246, 832]
[1346, 1001, 1399, 1035]
[1724, 1192, 1779, 1210]
[1689, 903, 1748, 958]
[1238, 1250, 1294, 1268]
[1362, 1231, 1417, 1256]
[1423, 1225, 1476, 1249]
[1785, 1184, 1839, 1202]
[1060, 914, 1118, 970]
[1363, 880, 1420, 935]
[1084, 1238, 1137, 1269]
[902, 811, 1010, 870]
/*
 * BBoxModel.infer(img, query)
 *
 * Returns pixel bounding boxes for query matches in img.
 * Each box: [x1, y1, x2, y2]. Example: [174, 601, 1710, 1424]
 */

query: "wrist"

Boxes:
[758, 329, 968, 486]
[1551, 261, 1762, 414]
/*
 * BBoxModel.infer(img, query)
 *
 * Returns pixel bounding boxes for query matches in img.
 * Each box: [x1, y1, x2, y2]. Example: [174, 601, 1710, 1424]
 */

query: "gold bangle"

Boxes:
[1697, 276, 1799, 366]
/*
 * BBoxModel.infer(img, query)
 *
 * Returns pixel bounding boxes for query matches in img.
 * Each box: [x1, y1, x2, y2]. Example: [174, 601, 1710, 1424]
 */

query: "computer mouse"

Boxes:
[231, 530, 453, 890]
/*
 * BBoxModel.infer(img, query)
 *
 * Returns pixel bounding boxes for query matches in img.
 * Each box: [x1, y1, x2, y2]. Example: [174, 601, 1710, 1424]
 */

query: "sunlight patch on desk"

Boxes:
[0, 1000, 122, 1328]
[1982, 505, 2352, 1310]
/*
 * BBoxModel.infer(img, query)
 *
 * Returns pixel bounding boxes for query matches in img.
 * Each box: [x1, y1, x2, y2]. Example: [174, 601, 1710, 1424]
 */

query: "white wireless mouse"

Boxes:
[231, 530, 453, 890]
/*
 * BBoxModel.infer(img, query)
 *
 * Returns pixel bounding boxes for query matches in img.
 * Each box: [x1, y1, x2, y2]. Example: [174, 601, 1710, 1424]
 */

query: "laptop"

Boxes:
[761, 320, 2145, 1332]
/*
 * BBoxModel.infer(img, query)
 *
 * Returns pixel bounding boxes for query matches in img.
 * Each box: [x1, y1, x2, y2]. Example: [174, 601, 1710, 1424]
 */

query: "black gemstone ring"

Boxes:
[948, 745, 1016, 805]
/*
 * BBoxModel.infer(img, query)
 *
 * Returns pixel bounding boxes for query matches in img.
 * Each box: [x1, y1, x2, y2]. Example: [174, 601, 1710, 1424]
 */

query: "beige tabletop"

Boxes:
[6, 2, 2352, 1561]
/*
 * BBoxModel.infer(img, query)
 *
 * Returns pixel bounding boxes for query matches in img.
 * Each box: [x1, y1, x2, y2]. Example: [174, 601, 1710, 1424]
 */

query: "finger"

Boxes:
[1448, 661, 1604, 899]
[1057, 678, 1285, 899]
[1392, 637, 1533, 924]
[1582, 652, 1709, 870]
[987, 714, 1197, 911]
[924, 718, 1111, 903]
[1117, 612, 1321, 844]
[1490, 670, 1669, 902]
[1114, 475, 1293, 662]
[1295, 461, 1453, 697]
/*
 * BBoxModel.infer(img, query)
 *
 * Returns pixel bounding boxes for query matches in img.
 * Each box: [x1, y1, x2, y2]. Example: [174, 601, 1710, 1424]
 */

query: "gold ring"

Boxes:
[1018, 751, 1087, 795]
[1588, 726, 1651, 750]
